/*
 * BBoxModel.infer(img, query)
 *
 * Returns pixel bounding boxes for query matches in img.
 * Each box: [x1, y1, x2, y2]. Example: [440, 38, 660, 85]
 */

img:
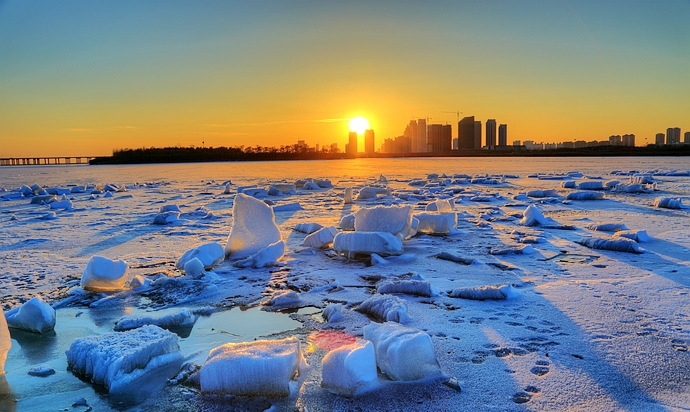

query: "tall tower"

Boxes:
[364, 129, 375, 154]
[474, 121, 482, 149]
[486, 119, 497, 149]
[347, 131, 358, 154]
[498, 124, 507, 147]
[415, 118, 427, 153]
[458, 116, 476, 150]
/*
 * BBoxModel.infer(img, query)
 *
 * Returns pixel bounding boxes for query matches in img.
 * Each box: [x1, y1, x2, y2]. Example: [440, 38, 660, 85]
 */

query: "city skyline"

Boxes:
[1, 1, 689, 157]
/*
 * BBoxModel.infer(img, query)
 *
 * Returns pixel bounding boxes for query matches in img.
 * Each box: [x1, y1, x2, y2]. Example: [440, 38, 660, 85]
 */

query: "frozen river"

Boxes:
[1, 156, 690, 411]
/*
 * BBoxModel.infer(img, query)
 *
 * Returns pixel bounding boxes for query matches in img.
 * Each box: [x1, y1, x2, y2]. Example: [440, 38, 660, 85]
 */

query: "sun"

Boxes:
[348, 116, 370, 134]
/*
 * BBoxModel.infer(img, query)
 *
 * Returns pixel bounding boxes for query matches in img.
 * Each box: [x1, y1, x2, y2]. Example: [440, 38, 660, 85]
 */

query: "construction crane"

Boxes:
[442, 110, 462, 123]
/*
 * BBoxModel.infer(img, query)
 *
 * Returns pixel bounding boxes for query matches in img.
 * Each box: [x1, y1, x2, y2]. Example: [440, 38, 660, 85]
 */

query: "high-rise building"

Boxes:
[655, 133, 665, 145]
[685, 131, 690, 143]
[486, 119, 497, 148]
[498, 124, 507, 146]
[609, 135, 622, 146]
[474, 121, 482, 149]
[415, 118, 427, 153]
[347, 131, 358, 154]
[458, 116, 476, 150]
[667, 127, 681, 144]
[364, 129, 375, 154]
[622, 134, 635, 147]
[426, 124, 452, 152]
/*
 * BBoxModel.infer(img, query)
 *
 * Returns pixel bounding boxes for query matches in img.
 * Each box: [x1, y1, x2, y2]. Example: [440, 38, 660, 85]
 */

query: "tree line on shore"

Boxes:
[89, 144, 690, 165]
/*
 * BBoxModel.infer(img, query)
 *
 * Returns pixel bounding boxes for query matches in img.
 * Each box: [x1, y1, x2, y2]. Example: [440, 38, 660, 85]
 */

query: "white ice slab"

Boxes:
[5, 296, 56, 333]
[200, 337, 305, 396]
[81, 256, 129, 292]
[225, 193, 282, 259]
[322, 340, 379, 397]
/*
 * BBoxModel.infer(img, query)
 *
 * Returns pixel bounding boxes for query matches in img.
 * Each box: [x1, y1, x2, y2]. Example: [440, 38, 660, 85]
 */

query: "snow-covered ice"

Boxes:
[3, 158, 690, 411]
[302, 226, 337, 248]
[113, 310, 196, 331]
[176, 243, 224, 270]
[355, 205, 415, 240]
[199, 337, 305, 396]
[321, 340, 379, 397]
[4, 296, 56, 333]
[363, 322, 443, 381]
[225, 193, 282, 259]
[81, 256, 129, 292]
[333, 232, 404, 257]
[66, 325, 183, 394]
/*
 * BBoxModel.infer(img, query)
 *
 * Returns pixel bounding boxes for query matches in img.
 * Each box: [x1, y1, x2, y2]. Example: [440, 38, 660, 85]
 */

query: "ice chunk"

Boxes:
[363, 322, 442, 381]
[561, 181, 576, 189]
[333, 232, 403, 258]
[566, 191, 605, 200]
[261, 290, 302, 309]
[614, 230, 651, 243]
[357, 294, 410, 324]
[527, 189, 558, 198]
[343, 187, 353, 204]
[1, 307, 10, 374]
[81, 256, 129, 292]
[183, 257, 205, 278]
[323, 303, 344, 323]
[414, 213, 457, 235]
[5, 296, 56, 333]
[434, 252, 475, 265]
[176, 243, 224, 270]
[520, 205, 558, 226]
[377, 279, 438, 297]
[355, 205, 414, 239]
[578, 181, 604, 190]
[490, 245, 535, 255]
[338, 214, 355, 231]
[159, 204, 181, 213]
[654, 197, 683, 209]
[273, 202, 303, 212]
[114, 310, 196, 332]
[153, 211, 180, 224]
[225, 193, 282, 259]
[424, 199, 454, 213]
[66, 325, 183, 394]
[303, 226, 337, 248]
[200, 337, 305, 396]
[233, 240, 285, 268]
[294, 222, 323, 234]
[322, 340, 379, 397]
[449, 284, 519, 300]
[28, 364, 56, 377]
[50, 196, 73, 210]
[576, 236, 643, 253]
[615, 183, 646, 193]
[585, 222, 629, 232]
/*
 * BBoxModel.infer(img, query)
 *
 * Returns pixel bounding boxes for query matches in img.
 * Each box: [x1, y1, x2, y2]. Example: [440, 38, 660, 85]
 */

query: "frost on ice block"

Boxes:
[66, 325, 183, 395]
[200, 337, 305, 397]
[321, 340, 379, 397]
[414, 213, 457, 235]
[81, 255, 129, 292]
[333, 232, 403, 258]
[363, 322, 443, 381]
[302, 226, 337, 248]
[5, 296, 56, 333]
[225, 193, 282, 259]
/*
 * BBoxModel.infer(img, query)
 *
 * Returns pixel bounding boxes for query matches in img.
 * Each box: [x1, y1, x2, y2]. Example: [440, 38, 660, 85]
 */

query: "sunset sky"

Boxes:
[1, 1, 689, 157]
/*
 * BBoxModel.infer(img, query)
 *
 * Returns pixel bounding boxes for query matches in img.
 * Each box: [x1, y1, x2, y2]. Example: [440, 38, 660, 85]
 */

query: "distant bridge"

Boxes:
[0, 156, 98, 166]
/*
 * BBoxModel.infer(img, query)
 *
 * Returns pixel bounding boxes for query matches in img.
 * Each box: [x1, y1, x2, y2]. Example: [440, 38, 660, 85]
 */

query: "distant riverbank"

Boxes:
[89, 144, 690, 165]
